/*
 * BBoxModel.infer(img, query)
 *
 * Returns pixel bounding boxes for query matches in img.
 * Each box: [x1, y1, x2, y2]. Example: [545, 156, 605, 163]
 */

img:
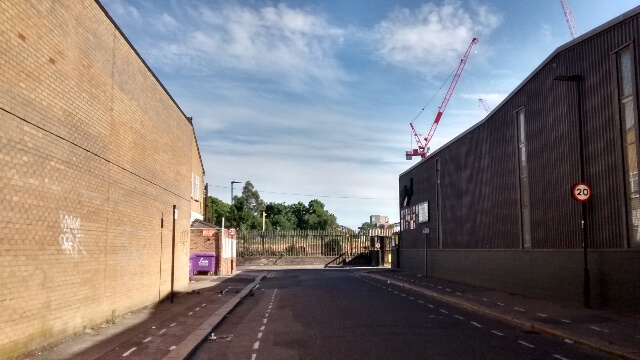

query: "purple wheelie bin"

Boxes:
[192, 253, 216, 275]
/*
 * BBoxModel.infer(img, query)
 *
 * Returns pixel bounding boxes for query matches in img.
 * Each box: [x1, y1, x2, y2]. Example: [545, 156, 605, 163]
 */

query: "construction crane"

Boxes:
[560, 0, 579, 39]
[407, 37, 479, 160]
[478, 98, 491, 113]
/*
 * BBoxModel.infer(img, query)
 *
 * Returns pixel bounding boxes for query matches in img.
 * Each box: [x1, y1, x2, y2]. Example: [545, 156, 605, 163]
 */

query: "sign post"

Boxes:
[572, 182, 591, 308]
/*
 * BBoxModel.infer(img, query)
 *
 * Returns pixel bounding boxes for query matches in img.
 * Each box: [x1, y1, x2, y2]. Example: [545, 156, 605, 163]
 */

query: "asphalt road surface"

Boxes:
[191, 269, 607, 360]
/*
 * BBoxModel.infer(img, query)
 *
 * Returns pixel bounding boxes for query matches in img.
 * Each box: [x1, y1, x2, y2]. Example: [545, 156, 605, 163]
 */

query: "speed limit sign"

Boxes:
[228, 228, 236, 236]
[572, 183, 592, 202]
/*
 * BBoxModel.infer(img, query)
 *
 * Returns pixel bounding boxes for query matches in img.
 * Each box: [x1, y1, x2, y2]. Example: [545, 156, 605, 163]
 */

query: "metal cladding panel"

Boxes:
[399, 10, 639, 250]
[439, 112, 521, 249]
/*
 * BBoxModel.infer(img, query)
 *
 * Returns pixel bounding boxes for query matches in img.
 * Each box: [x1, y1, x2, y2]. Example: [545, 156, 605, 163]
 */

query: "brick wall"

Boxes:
[190, 229, 219, 254]
[0, 1, 194, 358]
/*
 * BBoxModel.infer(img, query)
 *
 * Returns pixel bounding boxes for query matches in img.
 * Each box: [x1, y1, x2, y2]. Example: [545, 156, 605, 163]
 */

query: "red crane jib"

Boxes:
[408, 37, 478, 159]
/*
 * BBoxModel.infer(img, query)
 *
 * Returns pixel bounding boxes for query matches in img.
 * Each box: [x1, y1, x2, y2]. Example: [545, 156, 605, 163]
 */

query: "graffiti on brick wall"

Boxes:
[59, 213, 85, 257]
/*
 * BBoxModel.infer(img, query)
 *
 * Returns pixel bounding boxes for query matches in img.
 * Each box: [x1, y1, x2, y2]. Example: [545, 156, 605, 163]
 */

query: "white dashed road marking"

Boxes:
[561, 319, 571, 323]
[253, 341, 260, 350]
[536, 314, 547, 317]
[492, 331, 503, 336]
[471, 322, 482, 328]
[122, 347, 137, 356]
[440, 310, 448, 314]
[552, 355, 569, 360]
[170, 323, 176, 327]
[258, 332, 262, 339]
[454, 315, 464, 320]
[158, 329, 166, 334]
[188, 312, 193, 315]
[514, 307, 525, 312]
[519, 341, 535, 348]
[263, 319, 267, 324]
[251, 354, 256, 360]
[143, 337, 152, 343]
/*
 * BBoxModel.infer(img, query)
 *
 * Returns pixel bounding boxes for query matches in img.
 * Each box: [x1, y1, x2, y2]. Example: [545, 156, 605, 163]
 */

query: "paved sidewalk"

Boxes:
[367, 269, 640, 360]
[22, 271, 264, 360]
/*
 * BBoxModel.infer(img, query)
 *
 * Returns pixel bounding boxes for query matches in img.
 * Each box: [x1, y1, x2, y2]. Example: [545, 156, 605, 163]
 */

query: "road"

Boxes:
[191, 268, 606, 360]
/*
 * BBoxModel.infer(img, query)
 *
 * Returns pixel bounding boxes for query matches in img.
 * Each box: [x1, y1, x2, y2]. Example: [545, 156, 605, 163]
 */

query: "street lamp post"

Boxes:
[231, 181, 241, 204]
[554, 74, 590, 308]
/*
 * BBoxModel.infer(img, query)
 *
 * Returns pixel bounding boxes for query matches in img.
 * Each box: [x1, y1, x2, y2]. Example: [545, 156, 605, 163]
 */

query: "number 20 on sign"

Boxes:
[572, 183, 592, 202]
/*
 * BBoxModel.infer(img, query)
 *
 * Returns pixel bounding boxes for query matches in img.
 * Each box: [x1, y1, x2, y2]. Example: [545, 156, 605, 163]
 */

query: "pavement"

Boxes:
[20, 271, 265, 360]
[366, 269, 640, 360]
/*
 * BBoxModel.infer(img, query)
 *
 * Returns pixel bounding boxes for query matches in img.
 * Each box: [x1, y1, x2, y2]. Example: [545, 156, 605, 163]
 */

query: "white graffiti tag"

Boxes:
[59, 213, 85, 257]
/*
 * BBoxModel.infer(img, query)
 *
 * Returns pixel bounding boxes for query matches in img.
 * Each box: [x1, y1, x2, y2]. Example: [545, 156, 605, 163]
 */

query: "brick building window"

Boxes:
[192, 174, 200, 201]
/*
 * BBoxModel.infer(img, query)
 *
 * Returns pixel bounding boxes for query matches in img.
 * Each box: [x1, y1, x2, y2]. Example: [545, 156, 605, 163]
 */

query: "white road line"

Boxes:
[536, 314, 547, 317]
[409, 297, 415, 300]
[590, 326, 603, 331]
[561, 319, 571, 323]
[471, 322, 482, 328]
[418, 301, 424, 303]
[492, 331, 504, 336]
[437, 286, 442, 289]
[456, 293, 462, 295]
[482, 298, 490, 302]
[440, 310, 448, 314]
[170, 323, 176, 327]
[202, 304, 206, 306]
[514, 307, 525, 312]
[552, 355, 569, 360]
[497, 302, 504, 306]
[394, 291, 399, 294]
[265, 313, 269, 317]
[260, 326, 265, 331]
[263, 319, 268, 324]
[158, 329, 166, 334]
[122, 347, 137, 356]
[454, 315, 464, 320]
[253, 341, 260, 350]
[143, 337, 152, 343]
[258, 332, 263, 339]
[429, 284, 434, 287]
[188, 312, 193, 315]
[428, 305, 434, 308]
[519, 341, 535, 348]
[401, 294, 407, 297]
[251, 354, 256, 360]
[446, 289, 452, 292]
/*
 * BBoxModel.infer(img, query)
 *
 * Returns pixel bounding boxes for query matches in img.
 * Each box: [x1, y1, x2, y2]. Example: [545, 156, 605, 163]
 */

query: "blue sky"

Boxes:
[102, 0, 638, 229]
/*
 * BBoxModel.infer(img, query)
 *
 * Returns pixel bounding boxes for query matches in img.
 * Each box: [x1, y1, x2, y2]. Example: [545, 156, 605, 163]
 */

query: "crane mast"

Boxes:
[407, 37, 478, 159]
[478, 98, 491, 113]
[560, 0, 579, 39]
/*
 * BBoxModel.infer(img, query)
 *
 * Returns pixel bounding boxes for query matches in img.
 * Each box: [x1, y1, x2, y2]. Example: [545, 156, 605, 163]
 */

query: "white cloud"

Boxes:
[372, 1, 502, 76]
[143, 3, 348, 92]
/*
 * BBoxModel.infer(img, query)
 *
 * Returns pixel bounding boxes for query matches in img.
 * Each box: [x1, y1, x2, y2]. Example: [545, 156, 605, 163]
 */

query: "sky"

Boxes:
[101, 0, 638, 229]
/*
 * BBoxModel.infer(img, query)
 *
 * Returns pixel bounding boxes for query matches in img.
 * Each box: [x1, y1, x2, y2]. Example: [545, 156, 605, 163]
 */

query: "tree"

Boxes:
[207, 197, 231, 227]
[303, 199, 338, 231]
[240, 181, 265, 215]
[358, 222, 376, 232]
[228, 197, 261, 231]
[265, 203, 297, 230]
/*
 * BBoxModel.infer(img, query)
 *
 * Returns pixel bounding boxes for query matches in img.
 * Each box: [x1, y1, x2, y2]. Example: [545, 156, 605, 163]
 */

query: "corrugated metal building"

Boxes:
[398, 6, 640, 312]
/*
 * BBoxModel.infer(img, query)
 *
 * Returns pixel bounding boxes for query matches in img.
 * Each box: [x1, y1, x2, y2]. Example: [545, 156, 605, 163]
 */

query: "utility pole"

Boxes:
[231, 181, 241, 204]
